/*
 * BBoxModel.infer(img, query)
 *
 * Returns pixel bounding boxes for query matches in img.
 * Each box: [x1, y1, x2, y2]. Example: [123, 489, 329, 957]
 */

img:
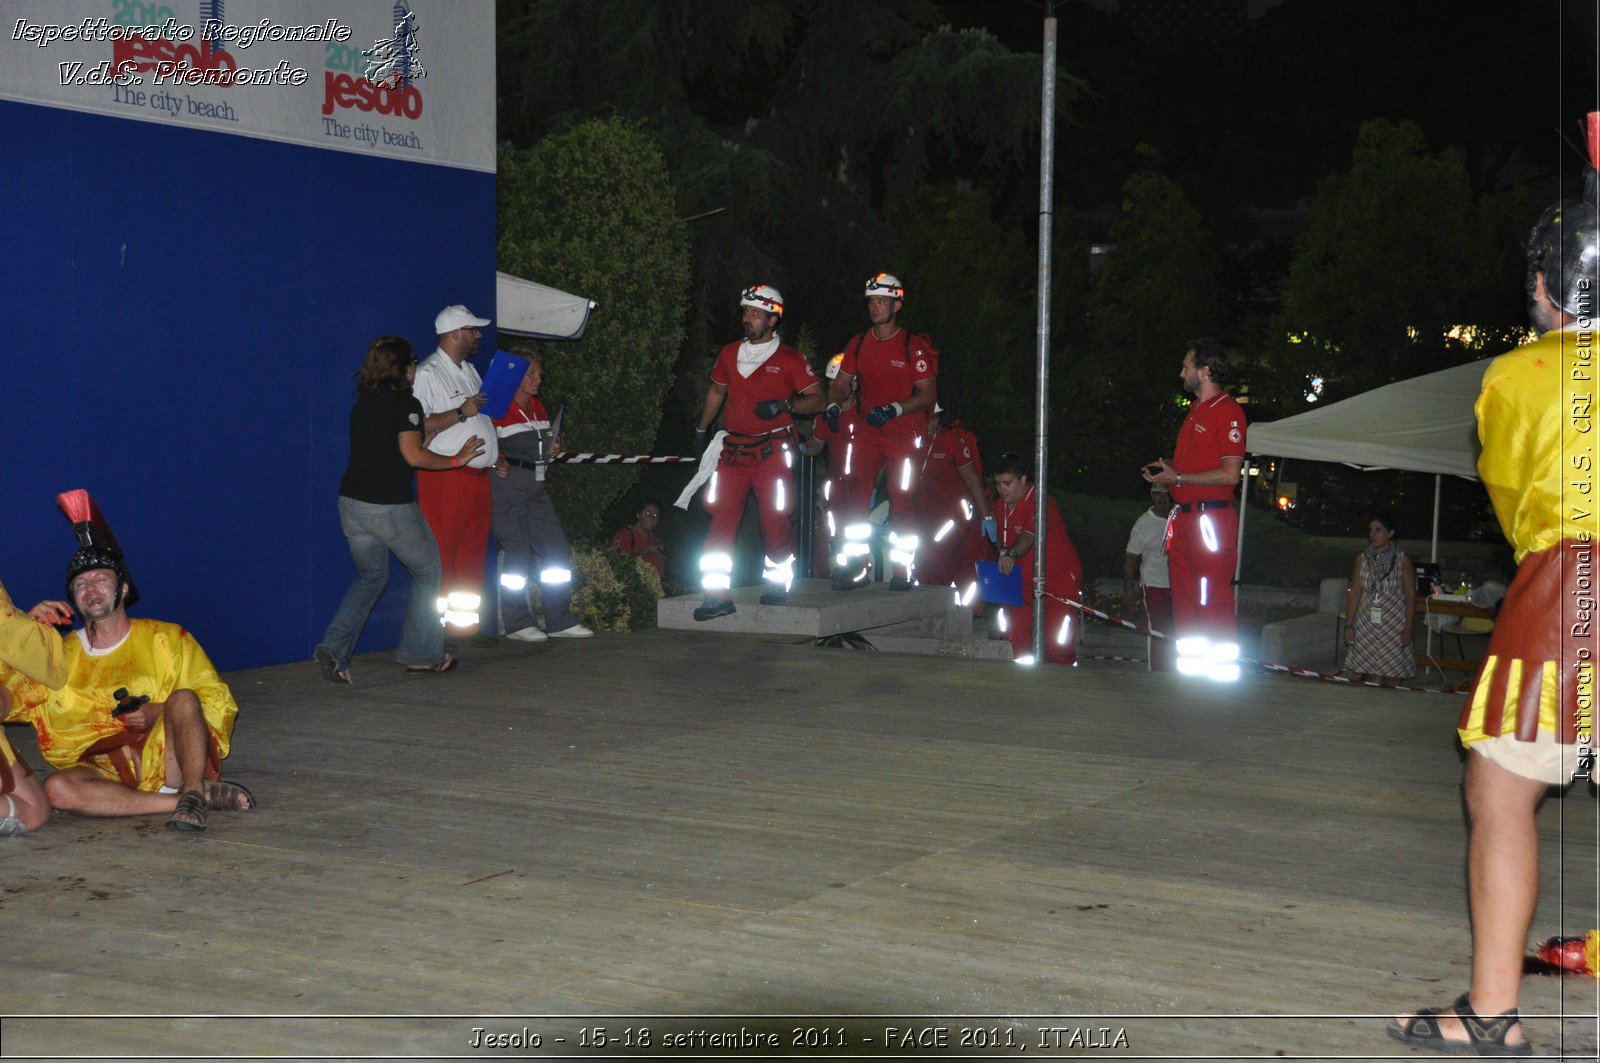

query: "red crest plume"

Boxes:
[56, 489, 124, 555]
[1588, 111, 1599, 170]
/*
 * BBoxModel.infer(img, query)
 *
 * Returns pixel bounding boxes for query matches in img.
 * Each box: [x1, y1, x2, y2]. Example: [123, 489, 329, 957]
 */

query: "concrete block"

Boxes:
[658, 578, 957, 638]
[1259, 611, 1339, 672]
[1317, 577, 1346, 614]
[859, 633, 1014, 660]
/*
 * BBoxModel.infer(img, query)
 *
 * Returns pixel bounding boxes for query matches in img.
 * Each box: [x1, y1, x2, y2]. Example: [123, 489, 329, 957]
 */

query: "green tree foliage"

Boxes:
[1276, 119, 1526, 404]
[498, 0, 1073, 443]
[498, 120, 691, 539]
[1057, 164, 1217, 496]
[890, 184, 1037, 456]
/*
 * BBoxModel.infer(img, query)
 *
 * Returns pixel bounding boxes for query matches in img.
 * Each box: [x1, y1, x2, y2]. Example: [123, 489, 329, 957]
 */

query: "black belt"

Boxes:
[723, 430, 787, 450]
[504, 457, 544, 472]
[1175, 499, 1232, 513]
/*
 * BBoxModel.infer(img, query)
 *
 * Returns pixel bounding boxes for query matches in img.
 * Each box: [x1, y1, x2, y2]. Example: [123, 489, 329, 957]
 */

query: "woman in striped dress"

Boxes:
[1343, 513, 1418, 687]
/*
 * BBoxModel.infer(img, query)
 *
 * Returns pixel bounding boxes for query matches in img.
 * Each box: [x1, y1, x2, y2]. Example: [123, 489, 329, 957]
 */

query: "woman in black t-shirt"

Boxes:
[314, 336, 484, 682]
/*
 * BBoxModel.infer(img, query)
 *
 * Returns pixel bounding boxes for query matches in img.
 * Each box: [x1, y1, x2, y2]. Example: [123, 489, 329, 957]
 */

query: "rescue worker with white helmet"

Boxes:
[824, 273, 939, 589]
[800, 351, 862, 552]
[690, 284, 824, 620]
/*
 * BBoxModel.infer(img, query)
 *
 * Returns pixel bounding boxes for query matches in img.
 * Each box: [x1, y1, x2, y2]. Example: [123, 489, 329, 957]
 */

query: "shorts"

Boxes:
[1469, 729, 1587, 786]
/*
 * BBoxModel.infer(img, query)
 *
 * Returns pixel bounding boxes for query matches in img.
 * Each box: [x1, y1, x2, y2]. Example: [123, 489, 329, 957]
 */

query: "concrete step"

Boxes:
[658, 578, 956, 638]
[858, 633, 1013, 659]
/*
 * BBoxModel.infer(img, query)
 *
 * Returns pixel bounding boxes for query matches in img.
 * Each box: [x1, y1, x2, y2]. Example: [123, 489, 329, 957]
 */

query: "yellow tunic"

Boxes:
[1474, 324, 1600, 563]
[0, 578, 65, 689]
[0, 577, 65, 795]
[1460, 323, 1599, 744]
[2, 618, 238, 791]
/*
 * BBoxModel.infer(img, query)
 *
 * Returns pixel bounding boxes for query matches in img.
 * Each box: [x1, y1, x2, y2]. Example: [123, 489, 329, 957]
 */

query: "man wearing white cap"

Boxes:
[414, 305, 502, 637]
[689, 284, 823, 619]
[824, 272, 939, 590]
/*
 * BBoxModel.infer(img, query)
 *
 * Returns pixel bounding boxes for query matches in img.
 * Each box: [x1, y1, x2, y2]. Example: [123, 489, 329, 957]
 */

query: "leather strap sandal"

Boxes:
[406, 653, 459, 676]
[1386, 991, 1532, 1057]
[165, 790, 207, 832]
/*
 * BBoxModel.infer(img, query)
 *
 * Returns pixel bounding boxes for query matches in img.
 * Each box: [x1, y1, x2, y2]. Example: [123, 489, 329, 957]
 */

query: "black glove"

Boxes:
[754, 399, 789, 420]
[866, 403, 901, 428]
[824, 403, 841, 433]
[694, 427, 709, 454]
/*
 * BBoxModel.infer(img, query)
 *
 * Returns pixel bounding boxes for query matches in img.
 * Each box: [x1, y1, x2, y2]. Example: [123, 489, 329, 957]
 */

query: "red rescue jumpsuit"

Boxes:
[914, 423, 987, 593]
[1167, 392, 1248, 642]
[701, 341, 819, 590]
[834, 329, 938, 567]
[996, 486, 1082, 666]
[811, 404, 862, 548]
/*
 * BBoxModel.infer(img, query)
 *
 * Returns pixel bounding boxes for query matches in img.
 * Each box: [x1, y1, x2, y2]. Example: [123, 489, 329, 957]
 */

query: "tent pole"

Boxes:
[1030, 1, 1057, 665]
[1233, 462, 1249, 601]
[1431, 474, 1441, 563]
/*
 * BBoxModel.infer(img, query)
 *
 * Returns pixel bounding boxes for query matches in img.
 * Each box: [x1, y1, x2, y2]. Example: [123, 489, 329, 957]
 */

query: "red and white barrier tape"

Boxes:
[549, 452, 696, 465]
[1045, 591, 1463, 695]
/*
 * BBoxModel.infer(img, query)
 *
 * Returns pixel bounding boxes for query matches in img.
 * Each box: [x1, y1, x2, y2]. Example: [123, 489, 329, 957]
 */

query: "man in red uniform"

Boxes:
[824, 273, 938, 589]
[691, 284, 824, 619]
[914, 404, 996, 606]
[1142, 338, 1247, 680]
[992, 453, 1081, 666]
[799, 353, 860, 571]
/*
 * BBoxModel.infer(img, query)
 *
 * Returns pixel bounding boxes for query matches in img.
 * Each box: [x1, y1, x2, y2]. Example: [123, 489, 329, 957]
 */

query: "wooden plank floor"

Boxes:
[2, 629, 1596, 1060]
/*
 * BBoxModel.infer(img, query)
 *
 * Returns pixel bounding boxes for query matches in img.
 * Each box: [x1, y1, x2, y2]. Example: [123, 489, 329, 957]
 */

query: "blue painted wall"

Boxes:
[1, 99, 496, 671]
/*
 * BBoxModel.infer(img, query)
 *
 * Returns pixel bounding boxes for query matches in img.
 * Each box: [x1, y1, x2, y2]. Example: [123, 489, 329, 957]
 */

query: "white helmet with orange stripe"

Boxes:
[740, 283, 784, 319]
[864, 272, 905, 300]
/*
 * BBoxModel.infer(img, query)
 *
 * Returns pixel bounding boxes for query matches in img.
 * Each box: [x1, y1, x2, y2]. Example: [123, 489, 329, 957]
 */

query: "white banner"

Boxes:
[0, 0, 493, 172]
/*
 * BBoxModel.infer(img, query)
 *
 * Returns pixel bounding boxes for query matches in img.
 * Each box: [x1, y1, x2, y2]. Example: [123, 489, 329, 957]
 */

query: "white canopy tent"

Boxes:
[495, 271, 597, 340]
[1242, 356, 1495, 564]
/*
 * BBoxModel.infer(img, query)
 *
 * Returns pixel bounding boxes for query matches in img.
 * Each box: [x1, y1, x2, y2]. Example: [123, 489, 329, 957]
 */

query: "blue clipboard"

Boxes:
[480, 351, 532, 420]
[974, 560, 1024, 607]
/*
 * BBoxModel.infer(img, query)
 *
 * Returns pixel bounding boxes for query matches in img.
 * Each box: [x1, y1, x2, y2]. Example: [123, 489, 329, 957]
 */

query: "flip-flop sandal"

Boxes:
[1386, 991, 1532, 1057]
[165, 790, 207, 832]
[406, 653, 459, 676]
[314, 646, 350, 684]
[204, 779, 256, 813]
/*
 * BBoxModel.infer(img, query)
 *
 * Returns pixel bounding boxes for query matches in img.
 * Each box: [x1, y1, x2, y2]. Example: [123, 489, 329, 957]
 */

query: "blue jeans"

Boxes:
[318, 497, 444, 669]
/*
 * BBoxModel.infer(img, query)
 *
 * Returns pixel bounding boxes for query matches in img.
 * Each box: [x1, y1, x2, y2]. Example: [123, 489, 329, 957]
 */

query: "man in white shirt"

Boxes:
[413, 304, 502, 638]
[1122, 484, 1175, 671]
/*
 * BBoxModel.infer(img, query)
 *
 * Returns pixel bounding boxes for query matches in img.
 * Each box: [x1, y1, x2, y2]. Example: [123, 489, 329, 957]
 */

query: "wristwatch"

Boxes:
[457, 407, 469, 423]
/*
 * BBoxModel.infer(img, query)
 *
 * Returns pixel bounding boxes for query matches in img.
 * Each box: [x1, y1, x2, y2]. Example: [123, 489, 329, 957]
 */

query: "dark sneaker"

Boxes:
[693, 599, 737, 622]
[759, 590, 788, 606]
[314, 646, 350, 684]
[889, 575, 914, 591]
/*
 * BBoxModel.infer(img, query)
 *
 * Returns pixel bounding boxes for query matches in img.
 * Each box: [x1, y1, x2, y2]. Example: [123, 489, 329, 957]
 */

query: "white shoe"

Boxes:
[547, 623, 593, 638]
[505, 626, 548, 642]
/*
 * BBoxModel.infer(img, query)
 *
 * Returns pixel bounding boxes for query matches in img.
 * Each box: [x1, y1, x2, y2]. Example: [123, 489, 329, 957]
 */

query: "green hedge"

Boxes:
[568, 541, 664, 633]
[498, 119, 691, 540]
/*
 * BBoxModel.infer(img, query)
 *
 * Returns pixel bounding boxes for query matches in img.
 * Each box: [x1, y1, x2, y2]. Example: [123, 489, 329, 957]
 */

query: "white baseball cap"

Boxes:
[435, 304, 491, 333]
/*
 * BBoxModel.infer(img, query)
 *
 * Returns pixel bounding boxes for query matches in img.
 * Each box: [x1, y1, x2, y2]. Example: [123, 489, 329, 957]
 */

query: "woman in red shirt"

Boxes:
[610, 499, 666, 580]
